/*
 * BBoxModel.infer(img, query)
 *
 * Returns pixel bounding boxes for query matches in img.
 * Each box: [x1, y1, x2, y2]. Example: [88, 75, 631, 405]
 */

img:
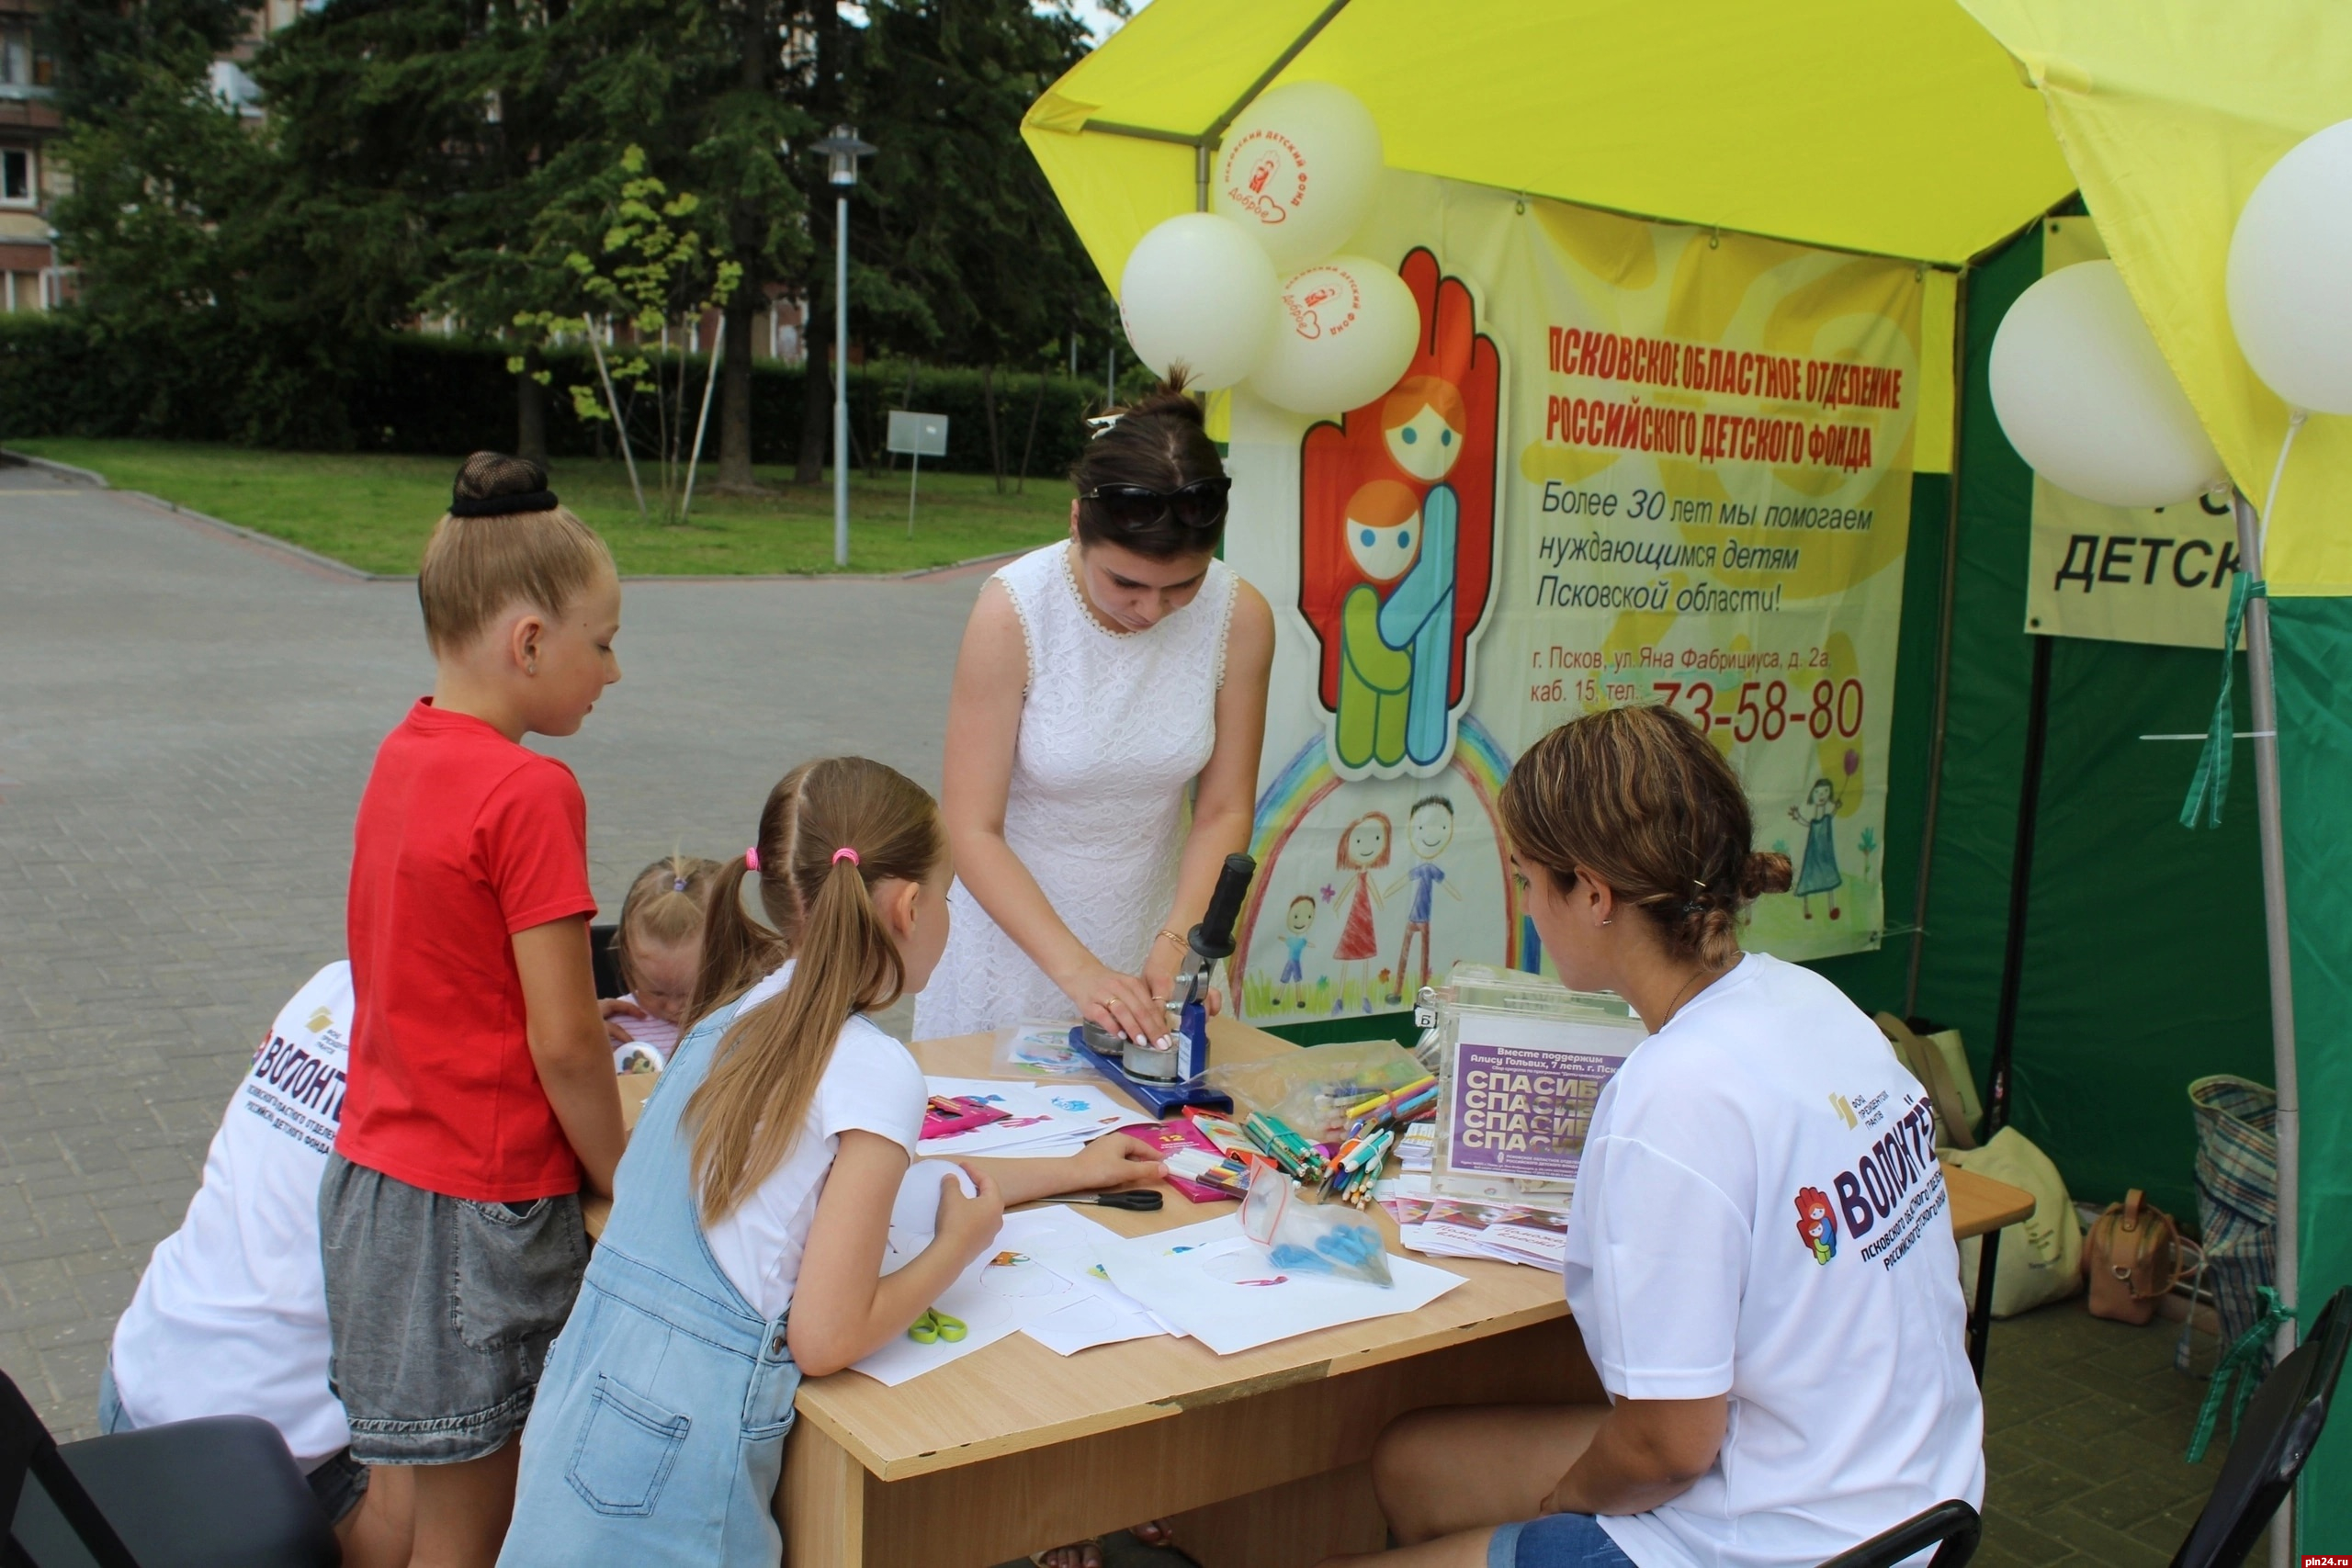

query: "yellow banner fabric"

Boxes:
[1226, 177, 1919, 1024]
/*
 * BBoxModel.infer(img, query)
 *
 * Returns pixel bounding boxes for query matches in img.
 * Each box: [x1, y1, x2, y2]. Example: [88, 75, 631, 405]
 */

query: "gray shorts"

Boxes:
[319, 1153, 587, 1466]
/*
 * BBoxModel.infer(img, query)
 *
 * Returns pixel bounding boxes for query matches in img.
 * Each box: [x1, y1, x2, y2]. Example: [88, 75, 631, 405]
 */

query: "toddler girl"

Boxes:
[604, 853, 727, 1068]
[499, 757, 1162, 1564]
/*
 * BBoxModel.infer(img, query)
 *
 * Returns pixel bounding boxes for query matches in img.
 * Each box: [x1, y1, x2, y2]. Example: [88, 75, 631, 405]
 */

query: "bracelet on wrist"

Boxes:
[1157, 927, 1188, 950]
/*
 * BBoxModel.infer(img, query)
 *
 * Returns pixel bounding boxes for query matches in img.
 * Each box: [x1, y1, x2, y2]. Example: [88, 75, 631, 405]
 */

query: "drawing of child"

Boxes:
[1330, 812, 1390, 1012]
[1788, 778, 1844, 920]
[1279, 896, 1318, 1010]
[1383, 795, 1461, 1002]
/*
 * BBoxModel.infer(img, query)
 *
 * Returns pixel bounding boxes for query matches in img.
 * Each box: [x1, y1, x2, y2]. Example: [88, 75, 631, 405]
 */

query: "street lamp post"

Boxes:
[812, 126, 876, 568]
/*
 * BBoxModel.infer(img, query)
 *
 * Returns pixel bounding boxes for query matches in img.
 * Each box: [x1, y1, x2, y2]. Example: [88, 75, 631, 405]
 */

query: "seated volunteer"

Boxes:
[103, 962, 413, 1568]
[1335, 705, 1983, 1568]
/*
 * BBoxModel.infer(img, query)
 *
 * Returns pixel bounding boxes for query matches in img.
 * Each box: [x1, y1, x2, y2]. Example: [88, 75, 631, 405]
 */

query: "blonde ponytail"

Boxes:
[616, 853, 729, 1000]
[684, 758, 944, 1223]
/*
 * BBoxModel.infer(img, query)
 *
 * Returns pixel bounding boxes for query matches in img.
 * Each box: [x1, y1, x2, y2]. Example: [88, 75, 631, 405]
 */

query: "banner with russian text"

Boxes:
[1224, 175, 1921, 1024]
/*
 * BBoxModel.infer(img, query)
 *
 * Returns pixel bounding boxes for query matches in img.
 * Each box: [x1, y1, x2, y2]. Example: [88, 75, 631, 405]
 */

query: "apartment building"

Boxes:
[0, 2, 62, 311]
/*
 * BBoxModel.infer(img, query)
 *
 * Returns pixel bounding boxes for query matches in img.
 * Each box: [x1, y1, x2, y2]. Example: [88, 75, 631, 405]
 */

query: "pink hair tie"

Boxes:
[744, 846, 760, 871]
[832, 847, 861, 867]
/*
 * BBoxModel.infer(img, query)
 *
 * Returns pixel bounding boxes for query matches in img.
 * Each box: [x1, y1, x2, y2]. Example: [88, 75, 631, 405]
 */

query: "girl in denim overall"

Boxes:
[500, 758, 1164, 1565]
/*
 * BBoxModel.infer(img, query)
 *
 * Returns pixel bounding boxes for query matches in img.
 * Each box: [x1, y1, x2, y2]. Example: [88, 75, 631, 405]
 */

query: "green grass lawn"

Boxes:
[9, 438, 1074, 576]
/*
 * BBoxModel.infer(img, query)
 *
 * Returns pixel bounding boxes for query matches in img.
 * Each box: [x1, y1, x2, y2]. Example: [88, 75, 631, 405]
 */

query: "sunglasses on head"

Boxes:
[1081, 476, 1232, 533]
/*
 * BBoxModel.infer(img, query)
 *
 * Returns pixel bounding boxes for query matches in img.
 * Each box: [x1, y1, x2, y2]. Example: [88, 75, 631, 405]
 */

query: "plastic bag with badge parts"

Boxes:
[991, 1019, 1100, 1079]
[1239, 1161, 1392, 1287]
[1204, 1038, 1428, 1144]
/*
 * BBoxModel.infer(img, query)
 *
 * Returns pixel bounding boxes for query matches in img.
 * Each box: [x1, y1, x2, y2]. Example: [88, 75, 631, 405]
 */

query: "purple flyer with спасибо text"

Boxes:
[1447, 1041, 1623, 1181]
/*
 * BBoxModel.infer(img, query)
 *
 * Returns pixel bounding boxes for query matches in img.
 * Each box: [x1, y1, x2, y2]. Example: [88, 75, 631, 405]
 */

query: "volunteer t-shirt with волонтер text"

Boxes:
[1560, 953, 1984, 1568]
[108, 964, 357, 1470]
[337, 698, 600, 1202]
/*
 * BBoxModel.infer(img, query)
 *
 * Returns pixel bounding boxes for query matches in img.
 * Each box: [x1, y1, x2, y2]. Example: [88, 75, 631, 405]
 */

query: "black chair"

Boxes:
[3, 1371, 337, 1567]
[591, 920, 624, 999]
[2170, 1282, 2352, 1568]
[1818, 1499, 1981, 1567]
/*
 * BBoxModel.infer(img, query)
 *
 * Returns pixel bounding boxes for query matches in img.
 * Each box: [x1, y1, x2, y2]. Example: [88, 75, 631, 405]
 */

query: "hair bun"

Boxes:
[1740, 851, 1795, 899]
[453, 450, 551, 502]
[1119, 371, 1206, 428]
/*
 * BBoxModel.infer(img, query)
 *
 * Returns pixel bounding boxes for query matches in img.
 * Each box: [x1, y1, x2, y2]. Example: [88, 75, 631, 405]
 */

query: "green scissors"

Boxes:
[907, 1307, 967, 1345]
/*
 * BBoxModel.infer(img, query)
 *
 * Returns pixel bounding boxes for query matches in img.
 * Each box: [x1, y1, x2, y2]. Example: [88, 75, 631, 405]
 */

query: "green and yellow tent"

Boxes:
[1023, 0, 2352, 1541]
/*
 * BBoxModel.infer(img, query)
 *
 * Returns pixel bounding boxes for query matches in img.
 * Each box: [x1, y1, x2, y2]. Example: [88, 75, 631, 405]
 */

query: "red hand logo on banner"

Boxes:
[1298, 248, 1501, 773]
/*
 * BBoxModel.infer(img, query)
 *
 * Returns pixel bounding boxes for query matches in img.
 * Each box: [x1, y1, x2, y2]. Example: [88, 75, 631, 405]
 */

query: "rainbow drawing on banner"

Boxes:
[1236, 716, 1521, 1025]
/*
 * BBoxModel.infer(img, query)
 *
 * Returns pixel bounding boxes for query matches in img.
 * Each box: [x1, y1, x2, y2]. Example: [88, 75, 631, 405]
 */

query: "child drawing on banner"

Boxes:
[1330, 811, 1390, 1011]
[1299, 248, 1502, 777]
[1789, 777, 1845, 920]
[1278, 895, 1318, 1010]
[1384, 795, 1461, 1002]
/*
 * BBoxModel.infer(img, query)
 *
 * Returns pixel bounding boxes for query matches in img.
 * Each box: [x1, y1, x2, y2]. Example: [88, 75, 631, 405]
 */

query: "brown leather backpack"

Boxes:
[2083, 1190, 2187, 1325]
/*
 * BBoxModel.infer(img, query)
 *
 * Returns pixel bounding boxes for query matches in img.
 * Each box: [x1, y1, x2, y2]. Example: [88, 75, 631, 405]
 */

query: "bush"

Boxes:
[0, 311, 1107, 479]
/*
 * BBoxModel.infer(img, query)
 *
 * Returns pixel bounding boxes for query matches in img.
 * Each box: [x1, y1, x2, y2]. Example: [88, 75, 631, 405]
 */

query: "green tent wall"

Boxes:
[2272, 595, 2352, 1544]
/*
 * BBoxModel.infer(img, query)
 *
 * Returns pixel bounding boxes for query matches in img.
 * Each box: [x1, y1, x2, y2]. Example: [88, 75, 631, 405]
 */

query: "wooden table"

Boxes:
[766, 1019, 2035, 1567]
[1946, 1164, 2037, 1238]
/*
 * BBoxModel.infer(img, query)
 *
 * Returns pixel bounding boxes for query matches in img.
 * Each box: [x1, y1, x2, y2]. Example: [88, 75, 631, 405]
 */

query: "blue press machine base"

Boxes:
[1067, 1007, 1233, 1119]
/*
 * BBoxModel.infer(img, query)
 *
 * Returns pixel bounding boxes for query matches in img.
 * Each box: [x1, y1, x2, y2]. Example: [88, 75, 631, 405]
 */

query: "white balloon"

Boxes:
[1988, 260, 2225, 508]
[1118, 213, 1280, 390]
[2229, 118, 2352, 413]
[1246, 256, 1421, 415]
[1214, 81, 1385, 271]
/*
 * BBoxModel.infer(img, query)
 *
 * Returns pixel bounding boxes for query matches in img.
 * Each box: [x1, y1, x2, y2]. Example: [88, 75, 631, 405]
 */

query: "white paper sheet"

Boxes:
[1022, 1294, 1170, 1356]
[848, 1207, 1116, 1386]
[1095, 1216, 1466, 1355]
[1018, 1240, 1182, 1356]
[881, 1160, 976, 1276]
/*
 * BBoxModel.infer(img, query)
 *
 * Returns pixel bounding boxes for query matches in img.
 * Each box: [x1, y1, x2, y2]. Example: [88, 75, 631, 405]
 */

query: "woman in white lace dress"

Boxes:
[915, 378, 1274, 1053]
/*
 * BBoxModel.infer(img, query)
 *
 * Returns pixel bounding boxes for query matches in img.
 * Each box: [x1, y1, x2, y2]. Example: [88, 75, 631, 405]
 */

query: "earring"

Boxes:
[1601, 919, 1613, 927]
[526, 658, 537, 675]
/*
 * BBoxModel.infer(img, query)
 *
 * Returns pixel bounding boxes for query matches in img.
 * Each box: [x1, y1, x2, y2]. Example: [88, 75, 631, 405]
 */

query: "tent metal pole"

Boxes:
[2233, 489, 2299, 1568]
[1201, 0, 1358, 145]
[1905, 267, 1971, 1017]
[1985, 632, 2052, 1139]
[1080, 0, 1358, 158]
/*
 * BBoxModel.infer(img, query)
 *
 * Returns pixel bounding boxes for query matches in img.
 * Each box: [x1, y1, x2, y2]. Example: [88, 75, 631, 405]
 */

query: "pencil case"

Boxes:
[1240, 1162, 1393, 1287]
[1109, 1120, 1241, 1203]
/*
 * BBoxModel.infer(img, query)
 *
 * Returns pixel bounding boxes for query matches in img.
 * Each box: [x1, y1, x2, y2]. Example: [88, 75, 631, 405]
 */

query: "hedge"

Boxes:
[0, 310, 1111, 478]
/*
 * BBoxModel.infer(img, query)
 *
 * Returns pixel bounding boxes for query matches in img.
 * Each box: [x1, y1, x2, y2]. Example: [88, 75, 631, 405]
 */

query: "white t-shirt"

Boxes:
[702, 964, 928, 1320]
[109, 963, 356, 1469]
[1561, 953, 1984, 1568]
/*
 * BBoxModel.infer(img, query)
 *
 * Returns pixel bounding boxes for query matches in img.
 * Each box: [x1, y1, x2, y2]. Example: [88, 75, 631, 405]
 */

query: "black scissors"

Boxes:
[1036, 1190, 1164, 1212]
